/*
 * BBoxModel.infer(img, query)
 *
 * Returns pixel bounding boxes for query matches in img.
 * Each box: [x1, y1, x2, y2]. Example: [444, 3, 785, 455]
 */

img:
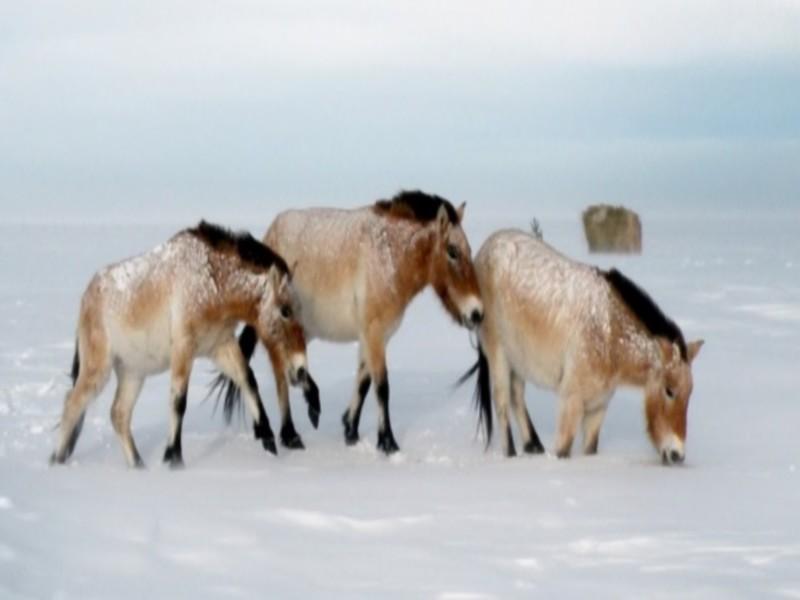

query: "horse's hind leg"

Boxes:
[265, 344, 303, 450]
[213, 339, 277, 455]
[163, 346, 192, 469]
[110, 368, 145, 468]
[51, 346, 111, 464]
[511, 372, 544, 454]
[484, 338, 515, 457]
[342, 348, 371, 446]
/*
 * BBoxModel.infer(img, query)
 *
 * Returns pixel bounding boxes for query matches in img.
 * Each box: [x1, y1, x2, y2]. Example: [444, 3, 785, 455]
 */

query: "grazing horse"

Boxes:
[214, 190, 484, 454]
[51, 221, 319, 468]
[462, 229, 703, 464]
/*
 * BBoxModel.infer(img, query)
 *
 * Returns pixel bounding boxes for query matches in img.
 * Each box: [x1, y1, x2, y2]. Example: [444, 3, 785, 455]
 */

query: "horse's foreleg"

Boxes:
[511, 371, 544, 455]
[266, 346, 303, 450]
[342, 350, 371, 446]
[213, 340, 276, 455]
[164, 348, 192, 469]
[364, 334, 398, 455]
[110, 370, 145, 468]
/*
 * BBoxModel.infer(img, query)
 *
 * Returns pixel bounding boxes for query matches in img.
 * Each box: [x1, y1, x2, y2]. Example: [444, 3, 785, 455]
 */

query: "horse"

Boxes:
[212, 190, 484, 454]
[461, 228, 703, 465]
[50, 220, 320, 468]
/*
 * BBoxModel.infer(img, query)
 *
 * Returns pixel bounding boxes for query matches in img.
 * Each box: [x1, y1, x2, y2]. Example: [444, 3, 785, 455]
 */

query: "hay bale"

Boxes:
[582, 205, 642, 254]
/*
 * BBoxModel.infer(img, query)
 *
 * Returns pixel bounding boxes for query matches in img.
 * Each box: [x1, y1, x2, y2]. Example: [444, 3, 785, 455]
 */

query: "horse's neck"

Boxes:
[613, 308, 661, 387]
[212, 260, 267, 321]
[388, 224, 435, 304]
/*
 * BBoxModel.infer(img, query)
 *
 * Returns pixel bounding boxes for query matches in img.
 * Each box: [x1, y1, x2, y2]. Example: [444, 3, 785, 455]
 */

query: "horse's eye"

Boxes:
[446, 244, 459, 261]
[280, 305, 292, 319]
[665, 387, 675, 400]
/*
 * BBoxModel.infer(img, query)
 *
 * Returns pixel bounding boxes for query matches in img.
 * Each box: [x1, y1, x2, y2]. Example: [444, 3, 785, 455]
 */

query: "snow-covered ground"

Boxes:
[1, 212, 798, 599]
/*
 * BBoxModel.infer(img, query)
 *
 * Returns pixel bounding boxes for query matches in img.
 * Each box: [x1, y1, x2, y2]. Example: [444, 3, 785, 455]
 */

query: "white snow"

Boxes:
[0, 214, 798, 598]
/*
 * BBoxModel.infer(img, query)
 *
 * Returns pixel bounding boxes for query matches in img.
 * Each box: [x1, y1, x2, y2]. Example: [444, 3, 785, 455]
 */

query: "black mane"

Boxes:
[604, 268, 687, 360]
[374, 190, 458, 224]
[187, 220, 288, 275]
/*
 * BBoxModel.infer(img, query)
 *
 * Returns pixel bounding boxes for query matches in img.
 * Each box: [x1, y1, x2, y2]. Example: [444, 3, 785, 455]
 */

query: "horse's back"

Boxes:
[477, 229, 609, 388]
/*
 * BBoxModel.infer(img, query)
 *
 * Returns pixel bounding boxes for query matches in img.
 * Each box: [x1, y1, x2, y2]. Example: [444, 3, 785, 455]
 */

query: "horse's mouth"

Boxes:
[289, 367, 308, 387]
[462, 309, 484, 330]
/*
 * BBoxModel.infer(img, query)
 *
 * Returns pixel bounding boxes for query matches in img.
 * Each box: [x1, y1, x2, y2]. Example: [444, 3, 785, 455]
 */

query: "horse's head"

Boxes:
[644, 338, 704, 465]
[256, 266, 321, 426]
[255, 268, 310, 386]
[430, 202, 484, 330]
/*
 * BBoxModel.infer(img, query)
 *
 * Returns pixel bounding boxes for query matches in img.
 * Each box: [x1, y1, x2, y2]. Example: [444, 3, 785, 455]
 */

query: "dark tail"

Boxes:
[209, 325, 258, 423]
[70, 340, 80, 386]
[62, 340, 84, 459]
[455, 343, 493, 448]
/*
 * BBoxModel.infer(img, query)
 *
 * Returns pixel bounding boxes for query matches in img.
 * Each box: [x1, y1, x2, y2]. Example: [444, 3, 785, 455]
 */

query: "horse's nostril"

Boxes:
[470, 309, 484, 325]
[670, 449, 684, 464]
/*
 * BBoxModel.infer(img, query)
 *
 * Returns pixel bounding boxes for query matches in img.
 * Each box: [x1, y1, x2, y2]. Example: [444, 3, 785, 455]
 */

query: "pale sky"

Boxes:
[1, 1, 799, 222]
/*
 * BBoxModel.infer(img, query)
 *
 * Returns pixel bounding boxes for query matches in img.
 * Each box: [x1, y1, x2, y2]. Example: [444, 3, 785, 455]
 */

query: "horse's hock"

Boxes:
[582, 205, 642, 254]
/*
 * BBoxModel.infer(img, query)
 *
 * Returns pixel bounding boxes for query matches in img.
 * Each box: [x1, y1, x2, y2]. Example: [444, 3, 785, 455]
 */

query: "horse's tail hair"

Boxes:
[59, 339, 86, 456]
[209, 325, 258, 423]
[455, 343, 493, 448]
[70, 340, 80, 387]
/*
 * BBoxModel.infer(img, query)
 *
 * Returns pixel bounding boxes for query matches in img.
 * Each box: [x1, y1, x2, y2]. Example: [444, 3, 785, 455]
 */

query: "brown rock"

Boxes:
[582, 205, 642, 254]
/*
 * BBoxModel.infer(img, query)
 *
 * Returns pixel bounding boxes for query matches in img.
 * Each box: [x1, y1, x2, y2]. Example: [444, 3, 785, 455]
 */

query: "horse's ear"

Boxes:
[437, 204, 451, 235]
[456, 202, 466, 223]
[687, 339, 704, 363]
[269, 265, 284, 289]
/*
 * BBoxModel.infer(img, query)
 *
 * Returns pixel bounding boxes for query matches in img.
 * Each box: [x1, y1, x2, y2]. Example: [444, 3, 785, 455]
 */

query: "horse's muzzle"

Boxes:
[464, 309, 484, 330]
[661, 448, 685, 465]
[289, 366, 308, 387]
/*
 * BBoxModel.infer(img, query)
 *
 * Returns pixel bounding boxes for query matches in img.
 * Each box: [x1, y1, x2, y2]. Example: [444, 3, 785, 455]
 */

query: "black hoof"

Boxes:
[49, 451, 65, 466]
[131, 449, 146, 469]
[523, 440, 545, 454]
[504, 429, 517, 458]
[304, 378, 321, 429]
[556, 448, 571, 459]
[342, 411, 360, 446]
[163, 447, 184, 469]
[307, 407, 320, 430]
[377, 430, 400, 455]
[282, 435, 305, 450]
[280, 423, 305, 450]
[262, 436, 278, 455]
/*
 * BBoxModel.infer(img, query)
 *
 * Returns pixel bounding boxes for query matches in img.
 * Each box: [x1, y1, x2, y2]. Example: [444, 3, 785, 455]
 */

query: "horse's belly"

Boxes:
[299, 291, 359, 342]
[108, 323, 172, 375]
[502, 327, 565, 391]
